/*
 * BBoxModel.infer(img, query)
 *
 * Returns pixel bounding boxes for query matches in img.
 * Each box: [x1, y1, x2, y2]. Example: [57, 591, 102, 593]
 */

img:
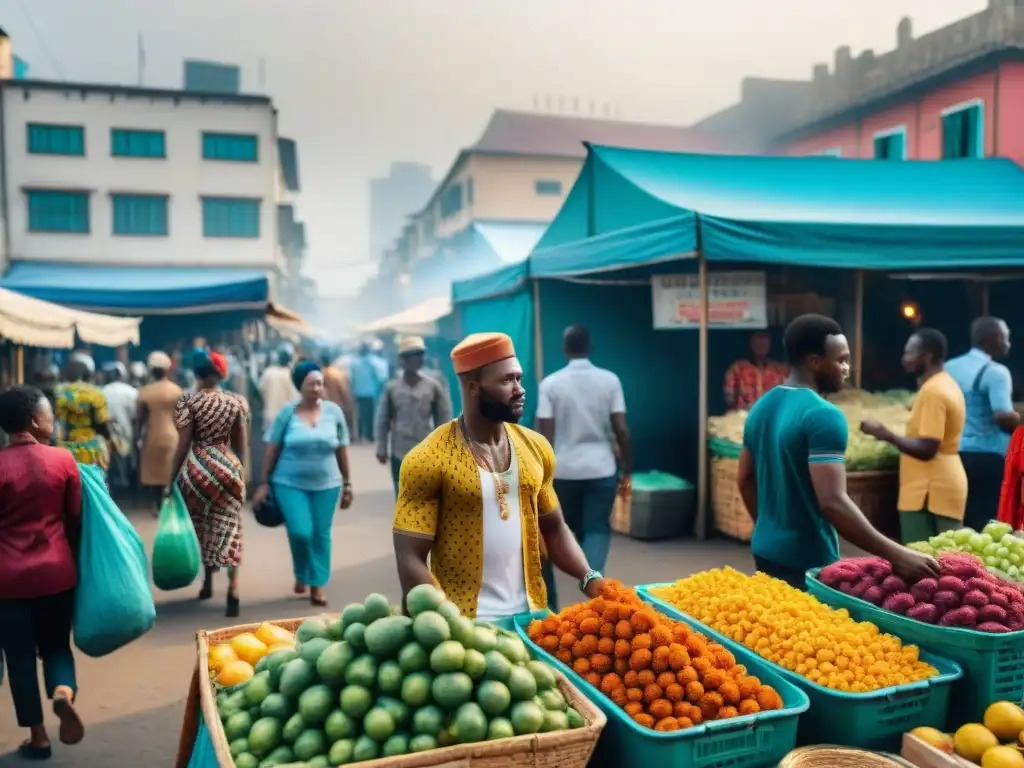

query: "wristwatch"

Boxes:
[579, 570, 603, 594]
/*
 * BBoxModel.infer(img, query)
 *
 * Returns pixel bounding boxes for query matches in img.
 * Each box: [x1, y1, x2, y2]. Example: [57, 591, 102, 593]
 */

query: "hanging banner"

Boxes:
[652, 271, 767, 330]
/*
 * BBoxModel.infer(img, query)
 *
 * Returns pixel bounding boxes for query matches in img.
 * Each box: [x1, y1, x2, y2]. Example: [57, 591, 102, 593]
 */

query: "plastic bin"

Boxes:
[627, 486, 696, 541]
[513, 612, 809, 768]
[806, 566, 1024, 726]
[637, 584, 962, 752]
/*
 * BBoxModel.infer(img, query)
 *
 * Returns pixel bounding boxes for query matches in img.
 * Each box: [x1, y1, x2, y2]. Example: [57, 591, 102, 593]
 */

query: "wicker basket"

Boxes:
[711, 457, 752, 542]
[847, 470, 899, 541]
[780, 745, 912, 767]
[177, 617, 606, 768]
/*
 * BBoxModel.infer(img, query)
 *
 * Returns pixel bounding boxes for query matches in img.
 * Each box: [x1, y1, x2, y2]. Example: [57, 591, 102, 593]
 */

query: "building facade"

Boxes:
[183, 59, 242, 95]
[369, 161, 435, 263]
[0, 79, 284, 279]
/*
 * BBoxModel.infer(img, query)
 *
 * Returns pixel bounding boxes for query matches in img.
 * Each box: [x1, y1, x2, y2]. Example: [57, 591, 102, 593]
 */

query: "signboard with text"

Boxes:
[651, 271, 767, 330]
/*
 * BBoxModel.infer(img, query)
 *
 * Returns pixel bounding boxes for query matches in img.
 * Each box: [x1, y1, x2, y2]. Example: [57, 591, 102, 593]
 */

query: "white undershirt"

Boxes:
[475, 447, 531, 621]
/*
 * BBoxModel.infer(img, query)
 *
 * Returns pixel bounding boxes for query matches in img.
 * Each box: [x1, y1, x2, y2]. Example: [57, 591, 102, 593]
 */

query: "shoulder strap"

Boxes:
[972, 362, 991, 395]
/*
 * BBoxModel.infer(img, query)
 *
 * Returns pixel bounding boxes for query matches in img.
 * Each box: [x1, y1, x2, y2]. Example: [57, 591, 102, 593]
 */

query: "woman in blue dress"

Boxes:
[253, 361, 353, 606]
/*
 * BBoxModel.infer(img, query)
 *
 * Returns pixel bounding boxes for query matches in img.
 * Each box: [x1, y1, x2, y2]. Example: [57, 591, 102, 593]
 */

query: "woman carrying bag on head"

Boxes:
[252, 361, 353, 607]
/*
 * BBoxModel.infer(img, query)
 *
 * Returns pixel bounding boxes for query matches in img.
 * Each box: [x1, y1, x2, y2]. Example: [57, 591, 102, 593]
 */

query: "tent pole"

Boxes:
[696, 253, 709, 540]
[854, 270, 864, 390]
[532, 279, 544, 386]
[15, 345, 23, 385]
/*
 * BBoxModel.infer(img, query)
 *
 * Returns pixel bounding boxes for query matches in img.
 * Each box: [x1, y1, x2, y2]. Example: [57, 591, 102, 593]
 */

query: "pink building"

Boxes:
[694, 0, 1024, 165]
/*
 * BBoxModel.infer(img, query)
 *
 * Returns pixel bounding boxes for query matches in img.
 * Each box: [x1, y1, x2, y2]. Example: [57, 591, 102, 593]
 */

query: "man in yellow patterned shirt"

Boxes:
[393, 332, 607, 626]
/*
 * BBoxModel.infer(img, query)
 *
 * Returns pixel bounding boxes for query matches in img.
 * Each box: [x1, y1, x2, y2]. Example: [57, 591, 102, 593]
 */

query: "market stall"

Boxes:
[450, 144, 1024, 539]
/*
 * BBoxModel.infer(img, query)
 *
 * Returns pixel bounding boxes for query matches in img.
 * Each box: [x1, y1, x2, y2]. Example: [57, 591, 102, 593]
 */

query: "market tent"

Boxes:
[0, 263, 270, 314]
[357, 296, 453, 335]
[0, 286, 140, 347]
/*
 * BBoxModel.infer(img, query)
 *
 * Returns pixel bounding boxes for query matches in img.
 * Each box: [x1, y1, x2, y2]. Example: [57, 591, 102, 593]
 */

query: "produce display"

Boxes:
[818, 552, 1024, 633]
[526, 579, 784, 731]
[709, 388, 913, 471]
[209, 586, 583, 767]
[651, 569, 937, 691]
[910, 701, 1024, 766]
[907, 521, 1024, 585]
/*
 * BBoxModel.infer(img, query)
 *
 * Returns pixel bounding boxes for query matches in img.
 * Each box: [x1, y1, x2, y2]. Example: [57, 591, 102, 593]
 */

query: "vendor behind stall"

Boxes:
[723, 331, 788, 411]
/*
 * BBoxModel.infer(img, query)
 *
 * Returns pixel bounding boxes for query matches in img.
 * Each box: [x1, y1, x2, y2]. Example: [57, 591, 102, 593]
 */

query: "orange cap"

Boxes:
[450, 332, 516, 374]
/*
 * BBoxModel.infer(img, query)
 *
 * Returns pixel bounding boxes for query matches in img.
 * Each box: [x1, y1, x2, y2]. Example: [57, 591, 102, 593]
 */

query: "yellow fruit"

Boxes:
[266, 643, 295, 654]
[954, 723, 1000, 763]
[649, 569, 936, 693]
[986, 702, 1024, 742]
[216, 659, 254, 687]
[207, 643, 239, 673]
[255, 622, 295, 648]
[982, 745, 1024, 768]
[230, 632, 269, 666]
[911, 726, 953, 753]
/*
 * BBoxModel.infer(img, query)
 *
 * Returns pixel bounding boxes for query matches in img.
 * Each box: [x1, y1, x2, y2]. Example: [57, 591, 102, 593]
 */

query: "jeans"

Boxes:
[0, 590, 77, 727]
[753, 555, 809, 592]
[356, 397, 375, 442]
[961, 451, 1005, 531]
[390, 456, 402, 495]
[272, 483, 342, 588]
[554, 475, 618, 573]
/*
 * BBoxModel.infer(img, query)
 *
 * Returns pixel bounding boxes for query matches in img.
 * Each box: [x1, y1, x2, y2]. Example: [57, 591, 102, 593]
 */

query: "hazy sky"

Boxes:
[0, 0, 987, 294]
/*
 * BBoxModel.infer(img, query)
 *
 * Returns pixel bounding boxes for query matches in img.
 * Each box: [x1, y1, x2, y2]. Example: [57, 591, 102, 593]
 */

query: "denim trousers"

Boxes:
[272, 483, 342, 588]
[356, 397, 375, 442]
[554, 475, 618, 573]
[0, 590, 77, 727]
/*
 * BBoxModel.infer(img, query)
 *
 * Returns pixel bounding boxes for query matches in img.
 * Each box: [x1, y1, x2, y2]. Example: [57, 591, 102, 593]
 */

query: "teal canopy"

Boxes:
[454, 144, 1024, 296]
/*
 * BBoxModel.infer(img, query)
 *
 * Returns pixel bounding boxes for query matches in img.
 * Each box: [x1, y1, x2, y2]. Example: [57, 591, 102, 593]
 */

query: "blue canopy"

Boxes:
[1, 263, 270, 314]
[522, 144, 1024, 279]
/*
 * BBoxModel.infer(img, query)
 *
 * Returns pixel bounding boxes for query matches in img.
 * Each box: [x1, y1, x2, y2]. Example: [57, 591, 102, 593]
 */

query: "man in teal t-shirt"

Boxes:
[737, 314, 940, 590]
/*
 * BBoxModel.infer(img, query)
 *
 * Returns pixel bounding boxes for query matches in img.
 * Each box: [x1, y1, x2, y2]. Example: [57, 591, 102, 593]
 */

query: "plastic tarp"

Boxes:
[358, 296, 453, 335]
[1, 263, 270, 314]
[0, 287, 140, 348]
[523, 144, 1024, 278]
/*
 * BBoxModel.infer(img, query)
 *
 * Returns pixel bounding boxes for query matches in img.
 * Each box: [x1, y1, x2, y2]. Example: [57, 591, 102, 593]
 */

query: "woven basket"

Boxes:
[780, 745, 912, 767]
[847, 470, 899, 541]
[711, 457, 752, 542]
[178, 617, 606, 768]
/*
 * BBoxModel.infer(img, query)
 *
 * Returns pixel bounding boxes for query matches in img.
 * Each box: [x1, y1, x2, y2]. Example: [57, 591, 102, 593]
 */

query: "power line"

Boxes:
[13, 0, 66, 80]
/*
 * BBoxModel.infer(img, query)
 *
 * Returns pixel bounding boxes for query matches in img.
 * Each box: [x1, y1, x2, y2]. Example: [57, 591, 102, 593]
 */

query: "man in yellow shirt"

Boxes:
[861, 328, 968, 543]
[392, 332, 606, 626]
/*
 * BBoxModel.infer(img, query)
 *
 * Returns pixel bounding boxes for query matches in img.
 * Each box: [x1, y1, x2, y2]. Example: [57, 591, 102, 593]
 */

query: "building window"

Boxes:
[942, 101, 984, 159]
[111, 129, 166, 158]
[27, 123, 85, 156]
[873, 127, 907, 160]
[821, 147, 842, 157]
[202, 132, 258, 162]
[26, 190, 90, 233]
[439, 184, 463, 219]
[535, 180, 563, 196]
[466, 178, 475, 206]
[112, 194, 168, 236]
[202, 197, 260, 237]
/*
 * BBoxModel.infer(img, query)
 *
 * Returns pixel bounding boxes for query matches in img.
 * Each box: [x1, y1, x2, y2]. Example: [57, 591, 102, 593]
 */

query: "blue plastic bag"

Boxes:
[73, 463, 156, 658]
[152, 485, 201, 591]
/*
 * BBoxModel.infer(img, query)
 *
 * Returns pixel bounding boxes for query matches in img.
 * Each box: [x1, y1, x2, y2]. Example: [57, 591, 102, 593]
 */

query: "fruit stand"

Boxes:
[708, 389, 913, 542]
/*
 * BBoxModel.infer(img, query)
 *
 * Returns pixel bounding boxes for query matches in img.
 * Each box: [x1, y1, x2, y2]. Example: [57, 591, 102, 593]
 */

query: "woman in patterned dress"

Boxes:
[169, 349, 249, 617]
[55, 353, 112, 469]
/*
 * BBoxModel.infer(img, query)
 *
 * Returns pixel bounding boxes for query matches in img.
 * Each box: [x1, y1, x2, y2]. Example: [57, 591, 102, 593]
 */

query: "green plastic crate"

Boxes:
[806, 566, 1024, 725]
[637, 584, 962, 752]
[513, 613, 809, 768]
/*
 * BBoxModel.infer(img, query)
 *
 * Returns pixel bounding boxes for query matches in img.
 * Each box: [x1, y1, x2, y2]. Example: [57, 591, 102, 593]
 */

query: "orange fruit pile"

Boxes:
[527, 580, 783, 731]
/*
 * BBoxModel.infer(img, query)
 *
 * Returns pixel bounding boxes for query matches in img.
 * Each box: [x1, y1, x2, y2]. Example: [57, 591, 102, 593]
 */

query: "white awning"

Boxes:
[357, 296, 452, 335]
[0, 287, 141, 348]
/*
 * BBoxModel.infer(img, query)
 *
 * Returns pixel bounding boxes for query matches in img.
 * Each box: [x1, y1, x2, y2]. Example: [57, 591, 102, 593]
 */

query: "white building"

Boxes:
[0, 77, 289, 314]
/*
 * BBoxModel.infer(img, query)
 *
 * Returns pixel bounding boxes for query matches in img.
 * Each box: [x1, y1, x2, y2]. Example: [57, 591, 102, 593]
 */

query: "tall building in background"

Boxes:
[183, 59, 241, 94]
[369, 162, 435, 262]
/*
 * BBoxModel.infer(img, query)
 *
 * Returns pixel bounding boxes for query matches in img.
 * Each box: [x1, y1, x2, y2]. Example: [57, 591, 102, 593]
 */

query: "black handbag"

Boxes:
[251, 404, 297, 528]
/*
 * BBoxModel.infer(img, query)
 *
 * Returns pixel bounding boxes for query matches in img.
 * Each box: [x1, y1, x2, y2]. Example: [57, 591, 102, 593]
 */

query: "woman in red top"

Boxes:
[998, 425, 1024, 530]
[0, 386, 85, 759]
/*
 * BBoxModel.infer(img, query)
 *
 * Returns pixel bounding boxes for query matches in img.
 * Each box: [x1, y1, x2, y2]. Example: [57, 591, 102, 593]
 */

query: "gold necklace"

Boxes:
[463, 421, 512, 521]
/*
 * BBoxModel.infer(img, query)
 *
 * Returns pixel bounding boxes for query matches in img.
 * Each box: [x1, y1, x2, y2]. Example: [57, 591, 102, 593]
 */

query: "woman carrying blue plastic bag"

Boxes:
[0, 386, 87, 759]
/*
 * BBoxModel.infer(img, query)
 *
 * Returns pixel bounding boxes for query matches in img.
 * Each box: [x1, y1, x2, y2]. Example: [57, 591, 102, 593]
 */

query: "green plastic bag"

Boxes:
[151, 485, 201, 591]
[632, 471, 692, 493]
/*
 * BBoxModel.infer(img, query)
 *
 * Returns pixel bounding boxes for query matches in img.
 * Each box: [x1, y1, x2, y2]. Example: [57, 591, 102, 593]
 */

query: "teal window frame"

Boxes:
[202, 132, 258, 162]
[111, 194, 169, 236]
[941, 99, 985, 159]
[27, 123, 85, 156]
[535, 179, 563, 196]
[26, 189, 90, 233]
[439, 184, 463, 219]
[202, 196, 261, 238]
[111, 129, 166, 158]
[873, 126, 907, 160]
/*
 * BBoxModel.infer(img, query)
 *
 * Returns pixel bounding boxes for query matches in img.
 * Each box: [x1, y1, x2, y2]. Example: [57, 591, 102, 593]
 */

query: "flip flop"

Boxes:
[18, 741, 52, 760]
[53, 694, 84, 745]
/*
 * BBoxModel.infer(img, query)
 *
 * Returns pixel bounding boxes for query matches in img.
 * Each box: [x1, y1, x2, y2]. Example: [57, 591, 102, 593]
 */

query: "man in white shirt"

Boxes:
[258, 346, 299, 425]
[102, 362, 138, 490]
[536, 324, 632, 609]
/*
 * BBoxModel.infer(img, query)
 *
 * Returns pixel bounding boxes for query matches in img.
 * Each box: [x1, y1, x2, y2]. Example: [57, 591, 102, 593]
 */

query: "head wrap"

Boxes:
[450, 333, 515, 375]
[68, 351, 96, 375]
[147, 351, 172, 371]
[192, 348, 228, 379]
[291, 360, 322, 391]
[209, 352, 229, 379]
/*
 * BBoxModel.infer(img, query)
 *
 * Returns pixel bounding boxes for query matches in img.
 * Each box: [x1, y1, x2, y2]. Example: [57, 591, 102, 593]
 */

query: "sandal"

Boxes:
[293, 582, 308, 596]
[53, 691, 85, 745]
[19, 741, 52, 760]
[310, 593, 328, 608]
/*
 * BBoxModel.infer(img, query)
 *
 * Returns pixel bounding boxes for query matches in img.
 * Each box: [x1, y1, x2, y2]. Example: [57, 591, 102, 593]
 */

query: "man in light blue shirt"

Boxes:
[349, 343, 384, 442]
[945, 316, 1019, 529]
